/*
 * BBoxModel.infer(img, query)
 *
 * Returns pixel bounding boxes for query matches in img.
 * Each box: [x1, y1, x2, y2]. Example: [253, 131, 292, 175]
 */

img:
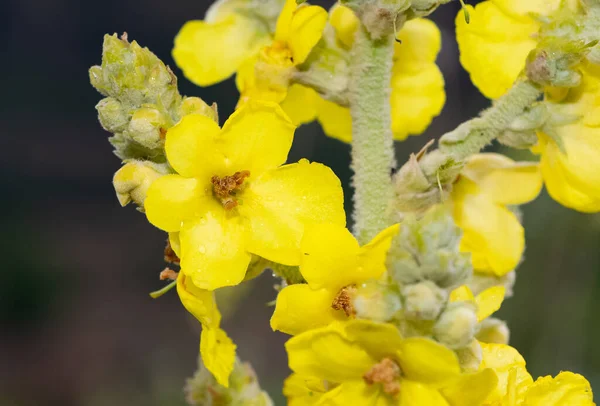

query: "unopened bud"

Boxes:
[455, 340, 483, 372]
[353, 280, 402, 322]
[470, 271, 515, 298]
[113, 161, 167, 207]
[401, 281, 447, 321]
[127, 107, 168, 150]
[96, 97, 128, 133]
[476, 317, 510, 345]
[433, 302, 477, 349]
[179, 97, 219, 123]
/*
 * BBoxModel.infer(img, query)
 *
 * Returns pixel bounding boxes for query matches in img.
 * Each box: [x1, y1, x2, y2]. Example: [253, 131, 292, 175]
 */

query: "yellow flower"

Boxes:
[456, 0, 579, 99]
[173, 231, 236, 387]
[285, 319, 496, 405]
[236, 0, 328, 104]
[451, 154, 543, 277]
[144, 101, 345, 290]
[270, 223, 399, 335]
[172, 0, 276, 87]
[284, 374, 327, 406]
[449, 285, 506, 323]
[533, 65, 600, 212]
[477, 343, 595, 405]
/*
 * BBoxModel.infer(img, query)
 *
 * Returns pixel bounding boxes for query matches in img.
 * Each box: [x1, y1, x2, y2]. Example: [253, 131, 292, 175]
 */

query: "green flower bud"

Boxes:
[455, 340, 483, 373]
[476, 317, 510, 345]
[113, 160, 168, 207]
[353, 280, 402, 322]
[401, 281, 447, 321]
[96, 97, 129, 133]
[179, 97, 219, 123]
[470, 271, 515, 298]
[433, 302, 478, 349]
[127, 107, 168, 150]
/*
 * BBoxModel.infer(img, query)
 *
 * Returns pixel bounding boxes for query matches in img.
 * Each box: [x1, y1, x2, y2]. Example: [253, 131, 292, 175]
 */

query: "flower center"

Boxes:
[363, 357, 401, 396]
[211, 170, 250, 210]
[332, 285, 357, 317]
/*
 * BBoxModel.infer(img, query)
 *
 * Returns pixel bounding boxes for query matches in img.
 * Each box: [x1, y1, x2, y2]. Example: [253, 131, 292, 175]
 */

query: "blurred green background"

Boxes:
[1, 0, 599, 405]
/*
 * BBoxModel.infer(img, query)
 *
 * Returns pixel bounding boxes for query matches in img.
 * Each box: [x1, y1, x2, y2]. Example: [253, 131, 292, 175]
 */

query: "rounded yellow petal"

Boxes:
[165, 114, 223, 179]
[280, 84, 319, 126]
[286, 327, 377, 383]
[299, 223, 360, 290]
[236, 57, 290, 105]
[456, 3, 537, 99]
[316, 380, 384, 406]
[169, 232, 181, 257]
[523, 371, 594, 406]
[398, 380, 450, 406]
[275, 0, 297, 42]
[176, 272, 221, 328]
[394, 19, 441, 64]
[452, 178, 525, 276]
[492, 0, 577, 18]
[342, 319, 404, 362]
[173, 15, 268, 86]
[240, 159, 346, 266]
[200, 327, 237, 387]
[288, 5, 327, 65]
[475, 286, 505, 322]
[462, 154, 543, 206]
[397, 337, 461, 385]
[316, 98, 352, 143]
[440, 369, 498, 406]
[329, 5, 358, 49]
[179, 210, 251, 290]
[284, 374, 327, 406]
[357, 223, 401, 280]
[449, 285, 475, 303]
[144, 174, 208, 232]
[479, 343, 534, 403]
[270, 284, 344, 335]
[219, 100, 295, 178]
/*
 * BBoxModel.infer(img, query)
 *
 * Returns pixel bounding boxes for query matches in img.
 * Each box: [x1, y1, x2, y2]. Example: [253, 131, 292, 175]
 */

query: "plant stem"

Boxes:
[349, 25, 396, 245]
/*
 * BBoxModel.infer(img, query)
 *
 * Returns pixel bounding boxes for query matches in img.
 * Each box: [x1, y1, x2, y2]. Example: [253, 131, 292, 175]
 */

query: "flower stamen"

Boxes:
[332, 285, 357, 317]
[211, 170, 250, 210]
[363, 357, 401, 396]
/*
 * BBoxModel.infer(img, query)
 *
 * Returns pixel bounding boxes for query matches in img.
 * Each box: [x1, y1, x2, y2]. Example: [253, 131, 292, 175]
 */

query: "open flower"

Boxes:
[451, 154, 543, 277]
[285, 319, 496, 405]
[270, 223, 399, 335]
[456, 0, 580, 99]
[533, 66, 600, 212]
[144, 101, 345, 290]
[477, 342, 594, 405]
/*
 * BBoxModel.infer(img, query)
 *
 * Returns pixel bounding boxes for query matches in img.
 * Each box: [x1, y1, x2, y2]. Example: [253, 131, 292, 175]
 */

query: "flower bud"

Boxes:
[96, 97, 128, 133]
[401, 281, 447, 321]
[113, 161, 167, 207]
[455, 339, 482, 372]
[179, 97, 218, 123]
[127, 107, 168, 150]
[433, 302, 478, 349]
[353, 280, 402, 322]
[470, 271, 516, 298]
[476, 317, 510, 345]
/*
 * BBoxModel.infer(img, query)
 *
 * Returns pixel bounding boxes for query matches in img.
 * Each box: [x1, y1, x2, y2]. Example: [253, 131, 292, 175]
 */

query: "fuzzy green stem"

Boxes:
[349, 25, 396, 245]
[439, 80, 542, 160]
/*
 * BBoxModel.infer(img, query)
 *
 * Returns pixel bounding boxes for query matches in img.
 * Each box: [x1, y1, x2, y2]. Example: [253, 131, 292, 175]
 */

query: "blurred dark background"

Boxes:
[2, 0, 599, 405]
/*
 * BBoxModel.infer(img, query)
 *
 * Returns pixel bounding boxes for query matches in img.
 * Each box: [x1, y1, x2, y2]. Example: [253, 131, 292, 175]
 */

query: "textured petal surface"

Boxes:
[523, 371, 594, 406]
[241, 160, 345, 266]
[440, 368, 498, 406]
[342, 320, 404, 361]
[270, 284, 343, 335]
[456, 3, 537, 99]
[179, 209, 251, 290]
[398, 380, 450, 406]
[316, 381, 386, 406]
[288, 5, 327, 64]
[284, 374, 327, 406]
[397, 338, 461, 385]
[144, 174, 209, 232]
[173, 15, 268, 86]
[480, 343, 534, 403]
[286, 326, 377, 383]
[200, 327, 236, 387]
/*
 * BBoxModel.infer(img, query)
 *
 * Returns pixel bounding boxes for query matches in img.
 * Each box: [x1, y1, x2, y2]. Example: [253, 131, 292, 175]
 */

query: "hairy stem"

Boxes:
[349, 25, 396, 244]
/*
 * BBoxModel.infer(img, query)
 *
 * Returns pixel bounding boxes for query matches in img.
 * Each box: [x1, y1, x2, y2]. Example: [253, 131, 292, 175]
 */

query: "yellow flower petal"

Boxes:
[173, 15, 268, 87]
[329, 5, 358, 49]
[522, 371, 594, 406]
[479, 343, 534, 403]
[288, 5, 327, 65]
[284, 374, 327, 406]
[475, 286, 505, 322]
[394, 19, 441, 65]
[270, 284, 343, 335]
[449, 285, 475, 303]
[452, 178, 525, 276]
[176, 272, 221, 328]
[316, 380, 384, 406]
[275, 0, 297, 42]
[492, 0, 576, 18]
[236, 57, 289, 105]
[357, 223, 400, 277]
[316, 99, 352, 143]
[169, 232, 181, 257]
[397, 337, 461, 386]
[280, 84, 319, 126]
[398, 380, 450, 406]
[286, 327, 377, 383]
[342, 319, 404, 362]
[240, 160, 346, 266]
[299, 223, 360, 290]
[441, 369, 498, 406]
[144, 174, 208, 232]
[461, 154, 543, 206]
[200, 327, 236, 387]
[456, 3, 537, 99]
[113, 161, 163, 207]
[179, 210, 251, 290]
